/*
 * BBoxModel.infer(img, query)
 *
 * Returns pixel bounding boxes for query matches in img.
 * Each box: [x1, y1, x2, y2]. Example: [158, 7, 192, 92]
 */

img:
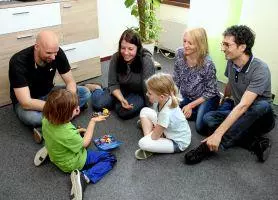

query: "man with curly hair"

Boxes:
[185, 25, 275, 164]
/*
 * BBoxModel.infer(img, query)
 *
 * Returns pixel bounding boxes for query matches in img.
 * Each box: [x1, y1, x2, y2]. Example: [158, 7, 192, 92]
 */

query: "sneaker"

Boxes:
[135, 149, 153, 160]
[154, 60, 161, 70]
[184, 143, 213, 165]
[33, 128, 43, 144]
[70, 170, 87, 200]
[34, 146, 48, 166]
[136, 119, 142, 129]
[251, 137, 271, 162]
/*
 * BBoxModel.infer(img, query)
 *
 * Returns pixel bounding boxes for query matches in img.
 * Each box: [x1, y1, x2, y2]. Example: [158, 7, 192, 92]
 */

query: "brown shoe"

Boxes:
[84, 83, 102, 92]
[33, 128, 43, 144]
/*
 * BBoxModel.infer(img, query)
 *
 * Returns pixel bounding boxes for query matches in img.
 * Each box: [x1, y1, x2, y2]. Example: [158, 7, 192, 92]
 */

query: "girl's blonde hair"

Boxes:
[43, 89, 78, 125]
[185, 27, 209, 67]
[146, 73, 180, 108]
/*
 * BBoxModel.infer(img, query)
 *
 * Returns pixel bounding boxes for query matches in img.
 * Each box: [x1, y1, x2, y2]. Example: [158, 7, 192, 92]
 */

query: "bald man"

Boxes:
[9, 30, 90, 143]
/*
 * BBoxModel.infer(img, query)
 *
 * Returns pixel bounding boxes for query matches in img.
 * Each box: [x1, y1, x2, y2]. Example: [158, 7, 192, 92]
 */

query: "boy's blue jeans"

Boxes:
[91, 88, 144, 120]
[203, 99, 275, 149]
[180, 95, 220, 133]
[14, 86, 90, 127]
[82, 150, 116, 184]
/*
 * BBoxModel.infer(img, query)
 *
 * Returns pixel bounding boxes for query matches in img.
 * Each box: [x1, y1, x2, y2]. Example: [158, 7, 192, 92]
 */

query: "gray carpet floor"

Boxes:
[0, 51, 278, 200]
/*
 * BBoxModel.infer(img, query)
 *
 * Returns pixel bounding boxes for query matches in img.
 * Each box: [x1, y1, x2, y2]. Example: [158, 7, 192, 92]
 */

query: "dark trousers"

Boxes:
[91, 88, 144, 120]
[203, 99, 275, 150]
[180, 95, 220, 133]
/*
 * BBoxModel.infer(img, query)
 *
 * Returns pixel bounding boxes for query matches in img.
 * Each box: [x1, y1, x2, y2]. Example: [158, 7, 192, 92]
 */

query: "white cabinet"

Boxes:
[0, 0, 101, 106]
[55, 39, 101, 84]
[54, 0, 101, 86]
[61, 39, 100, 64]
[0, 3, 61, 35]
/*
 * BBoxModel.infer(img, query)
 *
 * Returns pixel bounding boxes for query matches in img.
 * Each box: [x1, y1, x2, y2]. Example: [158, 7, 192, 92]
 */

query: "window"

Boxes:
[162, 0, 190, 8]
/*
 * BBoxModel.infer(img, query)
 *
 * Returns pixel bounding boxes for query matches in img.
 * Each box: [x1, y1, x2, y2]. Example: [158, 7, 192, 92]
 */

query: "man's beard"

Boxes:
[36, 58, 48, 67]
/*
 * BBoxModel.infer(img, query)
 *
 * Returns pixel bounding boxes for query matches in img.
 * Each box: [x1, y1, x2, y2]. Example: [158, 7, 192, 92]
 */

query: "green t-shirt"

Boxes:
[42, 118, 87, 173]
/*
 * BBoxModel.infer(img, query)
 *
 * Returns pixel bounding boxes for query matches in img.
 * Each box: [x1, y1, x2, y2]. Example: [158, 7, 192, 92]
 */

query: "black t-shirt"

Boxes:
[9, 46, 71, 104]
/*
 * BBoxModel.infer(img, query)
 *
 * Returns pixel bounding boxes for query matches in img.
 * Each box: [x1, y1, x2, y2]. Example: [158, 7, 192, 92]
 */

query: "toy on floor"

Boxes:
[92, 108, 110, 117]
[94, 134, 122, 151]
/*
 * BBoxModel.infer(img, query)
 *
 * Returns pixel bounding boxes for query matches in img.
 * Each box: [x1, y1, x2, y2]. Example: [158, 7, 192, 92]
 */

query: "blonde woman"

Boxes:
[135, 73, 191, 160]
[173, 28, 220, 134]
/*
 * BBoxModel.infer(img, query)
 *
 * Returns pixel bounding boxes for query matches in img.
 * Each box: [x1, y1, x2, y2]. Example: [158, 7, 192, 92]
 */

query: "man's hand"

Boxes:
[201, 133, 222, 152]
[121, 98, 133, 110]
[182, 105, 192, 118]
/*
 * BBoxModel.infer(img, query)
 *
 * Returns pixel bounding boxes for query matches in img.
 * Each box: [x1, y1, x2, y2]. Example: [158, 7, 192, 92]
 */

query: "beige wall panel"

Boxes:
[61, 0, 98, 44]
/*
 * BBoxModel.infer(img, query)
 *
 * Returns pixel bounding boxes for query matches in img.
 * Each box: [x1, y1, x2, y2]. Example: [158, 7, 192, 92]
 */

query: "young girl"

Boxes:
[135, 73, 191, 159]
[39, 89, 116, 200]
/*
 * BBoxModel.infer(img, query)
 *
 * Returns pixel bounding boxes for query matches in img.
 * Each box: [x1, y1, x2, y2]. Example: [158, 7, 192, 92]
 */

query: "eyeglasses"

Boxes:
[220, 42, 237, 49]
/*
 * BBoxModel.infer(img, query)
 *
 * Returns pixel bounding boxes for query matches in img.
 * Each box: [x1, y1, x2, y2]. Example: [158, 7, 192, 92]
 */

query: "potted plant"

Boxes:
[124, 0, 162, 45]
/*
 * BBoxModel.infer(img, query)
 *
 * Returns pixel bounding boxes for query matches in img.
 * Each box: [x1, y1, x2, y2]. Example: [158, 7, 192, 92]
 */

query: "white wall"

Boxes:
[97, 0, 190, 57]
[158, 4, 189, 23]
[156, 4, 189, 52]
[239, 0, 278, 103]
[97, 0, 278, 103]
[97, 0, 137, 58]
[187, 0, 230, 37]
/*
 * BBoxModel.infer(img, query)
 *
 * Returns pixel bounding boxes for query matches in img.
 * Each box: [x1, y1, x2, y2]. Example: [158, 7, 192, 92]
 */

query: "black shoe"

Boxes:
[251, 137, 271, 162]
[70, 170, 88, 200]
[184, 143, 213, 165]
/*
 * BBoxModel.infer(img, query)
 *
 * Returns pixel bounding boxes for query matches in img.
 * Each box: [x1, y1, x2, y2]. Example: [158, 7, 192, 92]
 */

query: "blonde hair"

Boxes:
[146, 73, 180, 108]
[185, 27, 209, 66]
[43, 89, 78, 125]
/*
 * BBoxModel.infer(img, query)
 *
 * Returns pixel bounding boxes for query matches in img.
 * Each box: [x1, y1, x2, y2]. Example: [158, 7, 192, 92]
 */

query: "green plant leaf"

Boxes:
[131, 7, 139, 17]
[124, 0, 135, 8]
[153, 0, 161, 7]
[125, 0, 162, 43]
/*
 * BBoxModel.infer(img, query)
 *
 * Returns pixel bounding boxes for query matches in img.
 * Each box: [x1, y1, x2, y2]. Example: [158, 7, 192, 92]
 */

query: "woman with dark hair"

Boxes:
[86, 29, 155, 119]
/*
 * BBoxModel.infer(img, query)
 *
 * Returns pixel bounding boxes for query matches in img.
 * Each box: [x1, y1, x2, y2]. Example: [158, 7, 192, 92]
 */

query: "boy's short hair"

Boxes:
[43, 88, 78, 125]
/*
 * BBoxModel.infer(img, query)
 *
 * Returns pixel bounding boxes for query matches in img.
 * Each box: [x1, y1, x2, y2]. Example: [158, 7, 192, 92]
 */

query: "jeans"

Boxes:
[180, 95, 220, 133]
[91, 88, 145, 120]
[14, 86, 90, 127]
[82, 150, 116, 184]
[203, 99, 275, 149]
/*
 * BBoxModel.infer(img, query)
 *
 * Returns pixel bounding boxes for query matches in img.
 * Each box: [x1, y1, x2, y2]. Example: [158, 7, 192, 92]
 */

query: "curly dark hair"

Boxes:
[223, 25, 255, 56]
